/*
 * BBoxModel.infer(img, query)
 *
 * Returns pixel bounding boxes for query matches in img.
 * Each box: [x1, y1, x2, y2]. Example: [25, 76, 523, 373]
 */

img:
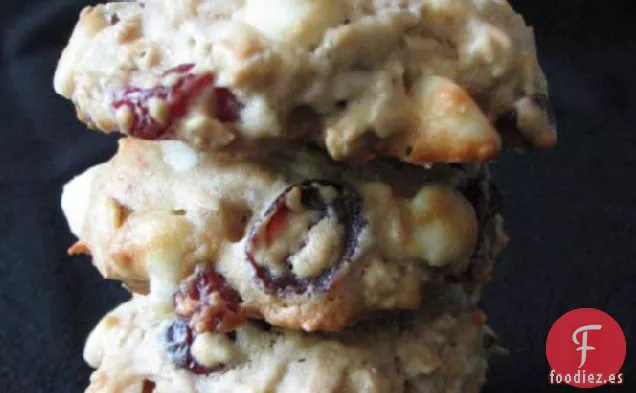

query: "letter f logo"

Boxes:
[572, 325, 603, 368]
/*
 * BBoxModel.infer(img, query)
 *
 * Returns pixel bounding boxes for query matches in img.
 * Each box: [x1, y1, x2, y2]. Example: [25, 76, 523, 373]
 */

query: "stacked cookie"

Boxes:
[56, 1, 556, 392]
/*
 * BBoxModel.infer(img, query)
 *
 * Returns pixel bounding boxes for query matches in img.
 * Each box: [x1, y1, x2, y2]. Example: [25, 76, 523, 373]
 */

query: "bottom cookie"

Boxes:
[83, 284, 497, 393]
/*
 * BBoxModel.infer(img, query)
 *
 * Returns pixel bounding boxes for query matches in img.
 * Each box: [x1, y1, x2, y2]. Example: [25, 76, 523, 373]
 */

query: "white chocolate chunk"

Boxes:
[180, 115, 237, 149]
[191, 332, 237, 368]
[407, 185, 478, 267]
[242, 0, 346, 49]
[415, 75, 494, 140]
[159, 141, 199, 172]
[461, 20, 513, 81]
[239, 95, 281, 138]
[402, 75, 501, 162]
[61, 164, 104, 238]
[110, 212, 197, 303]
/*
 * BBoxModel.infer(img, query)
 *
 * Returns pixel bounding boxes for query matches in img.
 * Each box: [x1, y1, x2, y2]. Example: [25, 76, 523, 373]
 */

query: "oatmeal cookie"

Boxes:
[54, 0, 556, 165]
[62, 139, 506, 331]
[83, 283, 498, 393]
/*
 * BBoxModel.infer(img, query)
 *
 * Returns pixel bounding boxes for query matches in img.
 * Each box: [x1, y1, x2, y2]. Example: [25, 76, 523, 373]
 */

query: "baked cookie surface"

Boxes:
[83, 284, 496, 393]
[54, 0, 556, 165]
[62, 139, 506, 331]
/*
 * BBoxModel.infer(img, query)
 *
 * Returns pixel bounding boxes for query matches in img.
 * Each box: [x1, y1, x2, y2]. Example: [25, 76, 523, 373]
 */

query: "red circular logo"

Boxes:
[546, 308, 626, 388]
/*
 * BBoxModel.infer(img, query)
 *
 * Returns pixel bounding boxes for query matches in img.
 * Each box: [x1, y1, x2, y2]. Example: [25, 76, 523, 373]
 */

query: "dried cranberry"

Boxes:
[163, 64, 196, 75]
[141, 380, 156, 393]
[112, 64, 241, 140]
[245, 180, 365, 295]
[214, 88, 242, 123]
[173, 265, 244, 334]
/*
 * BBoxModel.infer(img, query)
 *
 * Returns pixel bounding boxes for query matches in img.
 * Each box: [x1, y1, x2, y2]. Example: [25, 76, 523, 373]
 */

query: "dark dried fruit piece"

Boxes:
[174, 264, 244, 334]
[167, 265, 243, 375]
[107, 13, 120, 25]
[246, 180, 365, 295]
[496, 94, 557, 148]
[453, 176, 504, 287]
[164, 318, 197, 371]
[163, 63, 196, 75]
[214, 88, 242, 123]
[164, 318, 229, 375]
[112, 64, 241, 140]
[141, 380, 156, 393]
[461, 177, 502, 226]
[487, 182, 503, 216]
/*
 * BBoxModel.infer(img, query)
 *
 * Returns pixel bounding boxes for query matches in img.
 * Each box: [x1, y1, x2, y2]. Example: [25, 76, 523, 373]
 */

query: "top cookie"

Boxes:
[54, 0, 556, 165]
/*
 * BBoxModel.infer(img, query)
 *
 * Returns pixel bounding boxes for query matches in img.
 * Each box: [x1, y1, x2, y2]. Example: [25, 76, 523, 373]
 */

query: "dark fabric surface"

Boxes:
[0, 1, 634, 392]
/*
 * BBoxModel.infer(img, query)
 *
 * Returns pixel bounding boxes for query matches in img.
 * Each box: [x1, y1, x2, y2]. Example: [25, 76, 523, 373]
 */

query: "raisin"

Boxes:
[454, 176, 503, 287]
[164, 319, 196, 370]
[164, 319, 224, 375]
[245, 180, 365, 295]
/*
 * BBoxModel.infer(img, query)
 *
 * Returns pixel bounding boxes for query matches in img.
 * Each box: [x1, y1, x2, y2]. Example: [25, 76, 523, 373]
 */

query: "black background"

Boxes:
[0, 1, 634, 392]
